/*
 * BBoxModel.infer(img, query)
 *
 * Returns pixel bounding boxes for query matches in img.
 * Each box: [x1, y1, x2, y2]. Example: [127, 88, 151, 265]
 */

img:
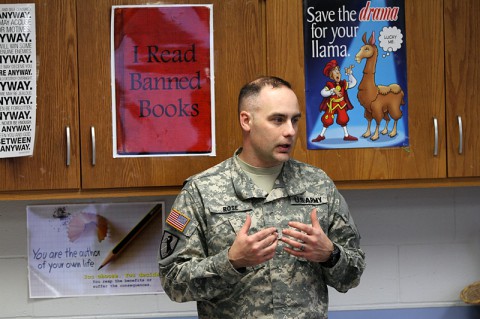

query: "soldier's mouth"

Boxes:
[278, 144, 291, 152]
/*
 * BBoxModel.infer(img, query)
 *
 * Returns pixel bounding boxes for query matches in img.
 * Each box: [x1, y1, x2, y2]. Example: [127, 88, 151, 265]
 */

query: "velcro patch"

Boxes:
[160, 231, 179, 259]
[166, 209, 191, 232]
[290, 195, 327, 205]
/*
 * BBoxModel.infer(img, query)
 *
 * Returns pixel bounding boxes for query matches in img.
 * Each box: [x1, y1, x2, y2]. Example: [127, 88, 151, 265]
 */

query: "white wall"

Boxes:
[0, 187, 479, 318]
[330, 186, 480, 311]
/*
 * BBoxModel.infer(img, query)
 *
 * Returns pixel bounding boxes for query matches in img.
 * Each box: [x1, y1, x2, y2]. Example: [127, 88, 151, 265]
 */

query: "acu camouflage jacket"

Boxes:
[158, 155, 365, 319]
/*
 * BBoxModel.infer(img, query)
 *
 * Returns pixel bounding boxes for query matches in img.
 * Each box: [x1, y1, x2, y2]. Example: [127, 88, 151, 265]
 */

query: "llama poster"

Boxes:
[303, 0, 408, 150]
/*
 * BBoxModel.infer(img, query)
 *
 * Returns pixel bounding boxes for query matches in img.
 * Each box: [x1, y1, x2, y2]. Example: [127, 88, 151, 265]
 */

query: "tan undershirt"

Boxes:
[235, 156, 283, 193]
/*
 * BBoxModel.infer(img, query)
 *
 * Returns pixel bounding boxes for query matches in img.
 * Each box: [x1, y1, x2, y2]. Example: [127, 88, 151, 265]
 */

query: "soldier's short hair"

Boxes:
[237, 76, 292, 113]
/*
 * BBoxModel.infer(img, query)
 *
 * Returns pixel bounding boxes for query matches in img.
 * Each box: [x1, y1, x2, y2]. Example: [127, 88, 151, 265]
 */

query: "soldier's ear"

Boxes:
[239, 111, 252, 132]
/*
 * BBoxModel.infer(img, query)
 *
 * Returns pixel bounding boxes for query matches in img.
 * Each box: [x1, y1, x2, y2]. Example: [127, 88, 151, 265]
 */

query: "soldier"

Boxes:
[159, 76, 365, 319]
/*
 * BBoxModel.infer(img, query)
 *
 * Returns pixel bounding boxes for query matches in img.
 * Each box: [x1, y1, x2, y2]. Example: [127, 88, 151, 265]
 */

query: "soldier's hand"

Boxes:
[281, 208, 334, 262]
[228, 214, 278, 269]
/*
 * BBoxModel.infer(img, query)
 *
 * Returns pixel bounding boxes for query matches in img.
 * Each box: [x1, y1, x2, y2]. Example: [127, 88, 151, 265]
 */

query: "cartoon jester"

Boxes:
[311, 59, 358, 142]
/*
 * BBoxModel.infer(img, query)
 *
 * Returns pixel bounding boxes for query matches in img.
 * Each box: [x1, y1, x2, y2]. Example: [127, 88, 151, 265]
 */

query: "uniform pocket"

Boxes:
[206, 204, 252, 252]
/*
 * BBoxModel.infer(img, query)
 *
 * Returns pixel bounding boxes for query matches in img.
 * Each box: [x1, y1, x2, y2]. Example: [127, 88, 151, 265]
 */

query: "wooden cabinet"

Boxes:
[444, 0, 480, 178]
[76, 0, 264, 189]
[265, 0, 448, 182]
[0, 0, 478, 196]
[0, 0, 80, 191]
[0, 0, 265, 192]
[269, 0, 480, 184]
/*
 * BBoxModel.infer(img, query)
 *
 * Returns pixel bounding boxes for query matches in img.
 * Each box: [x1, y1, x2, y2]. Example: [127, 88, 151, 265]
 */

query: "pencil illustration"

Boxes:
[98, 204, 162, 270]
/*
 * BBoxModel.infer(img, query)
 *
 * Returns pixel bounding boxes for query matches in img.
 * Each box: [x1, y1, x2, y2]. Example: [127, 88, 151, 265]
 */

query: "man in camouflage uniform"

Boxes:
[159, 76, 365, 319]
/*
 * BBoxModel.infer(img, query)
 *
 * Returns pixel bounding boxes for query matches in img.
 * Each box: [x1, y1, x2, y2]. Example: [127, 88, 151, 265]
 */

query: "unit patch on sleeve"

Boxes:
[166, 209, 191, 232]
[160, 231, 179, 259]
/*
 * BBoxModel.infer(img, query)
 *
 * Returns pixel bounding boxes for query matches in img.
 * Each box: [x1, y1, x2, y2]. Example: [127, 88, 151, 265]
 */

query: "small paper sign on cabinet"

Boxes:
[0, 4, 36, 158]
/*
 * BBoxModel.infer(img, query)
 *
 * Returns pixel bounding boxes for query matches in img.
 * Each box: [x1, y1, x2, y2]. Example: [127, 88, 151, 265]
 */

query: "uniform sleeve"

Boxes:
[322, 188, 366, 293]
[158, 183, 247, 303]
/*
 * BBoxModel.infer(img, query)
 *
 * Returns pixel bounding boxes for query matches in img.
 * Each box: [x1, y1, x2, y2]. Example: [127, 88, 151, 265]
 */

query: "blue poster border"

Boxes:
[303, 0, 409, 150]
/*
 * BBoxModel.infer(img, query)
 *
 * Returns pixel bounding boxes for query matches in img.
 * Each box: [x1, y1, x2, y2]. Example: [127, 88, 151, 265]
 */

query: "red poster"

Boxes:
[112, 5, 214, 157]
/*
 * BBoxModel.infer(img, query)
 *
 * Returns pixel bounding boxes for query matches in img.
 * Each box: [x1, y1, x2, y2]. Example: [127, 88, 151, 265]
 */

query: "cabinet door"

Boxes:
[77, 0, 265, 189]
[0, 0, 80, 191]
[265, 0, 446, 181]
[445, 0, 480, 177]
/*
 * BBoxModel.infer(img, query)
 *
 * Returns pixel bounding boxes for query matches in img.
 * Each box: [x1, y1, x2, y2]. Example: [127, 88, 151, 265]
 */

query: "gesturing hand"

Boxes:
[345, 64, 354, 75]
[281, 208, 334, 262]
[228, 214, 279, 269]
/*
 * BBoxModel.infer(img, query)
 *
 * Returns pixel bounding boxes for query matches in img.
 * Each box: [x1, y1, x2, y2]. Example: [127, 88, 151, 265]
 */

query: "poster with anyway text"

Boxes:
[304, 0, 408, 150]
[27, 202, 165, 298]
[112, 5, 215, 157]
[0, 4, 36, 157]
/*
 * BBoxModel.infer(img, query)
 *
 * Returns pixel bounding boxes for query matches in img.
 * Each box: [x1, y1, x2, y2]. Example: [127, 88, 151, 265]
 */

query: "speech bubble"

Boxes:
[379, 26, 403, 57]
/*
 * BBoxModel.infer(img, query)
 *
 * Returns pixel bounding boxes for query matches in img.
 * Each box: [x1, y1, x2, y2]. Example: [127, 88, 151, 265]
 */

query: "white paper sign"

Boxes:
[27, 202, 164, 298]
[0, 4, 36, 158]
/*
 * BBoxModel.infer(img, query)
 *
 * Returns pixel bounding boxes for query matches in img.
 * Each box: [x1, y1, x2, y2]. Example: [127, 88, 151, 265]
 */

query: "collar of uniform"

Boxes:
[230, 152, 267, 200]
[277, 159, 307, 197]
[230, 149, 306, 200]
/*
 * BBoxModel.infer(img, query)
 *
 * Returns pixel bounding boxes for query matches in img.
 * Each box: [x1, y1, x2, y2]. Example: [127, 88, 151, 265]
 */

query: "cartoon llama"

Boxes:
[355, 32, 405, 141]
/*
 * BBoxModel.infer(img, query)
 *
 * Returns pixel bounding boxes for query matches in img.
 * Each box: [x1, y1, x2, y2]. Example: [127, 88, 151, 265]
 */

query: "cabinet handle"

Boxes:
[433, 117, 438, 156]
[91, 126, 96, 166]
[457, 115, 463, 155]
[66, 126, 71, 166]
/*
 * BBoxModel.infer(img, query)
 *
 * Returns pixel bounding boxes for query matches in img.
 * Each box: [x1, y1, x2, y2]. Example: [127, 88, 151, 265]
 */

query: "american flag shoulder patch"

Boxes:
[166, 209, 190, 232]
